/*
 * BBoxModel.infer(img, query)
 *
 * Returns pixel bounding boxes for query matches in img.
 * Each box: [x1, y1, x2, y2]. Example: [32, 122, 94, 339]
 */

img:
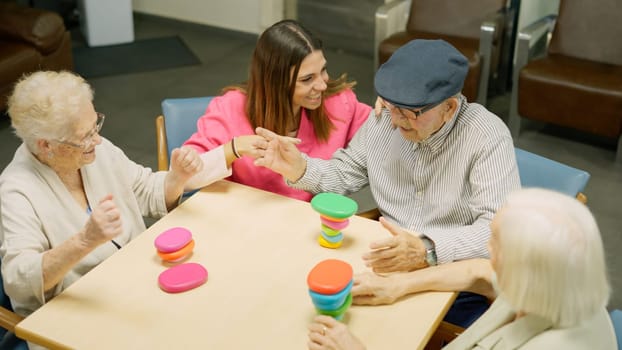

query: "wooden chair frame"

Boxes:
[155, 115, 169, 172]
[0, 307, 23, 334]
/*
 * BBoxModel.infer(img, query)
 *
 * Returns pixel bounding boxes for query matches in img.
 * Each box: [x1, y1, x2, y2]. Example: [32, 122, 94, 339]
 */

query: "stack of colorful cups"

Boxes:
[310, 193, 358, 249]
[307, 259, 353, 320]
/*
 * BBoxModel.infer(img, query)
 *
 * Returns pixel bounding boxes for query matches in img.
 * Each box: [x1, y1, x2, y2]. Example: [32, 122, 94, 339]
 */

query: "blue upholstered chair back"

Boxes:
[161, 97, 213, 161]
[611, 309, 622, 350]
[515, 148, 590, 198]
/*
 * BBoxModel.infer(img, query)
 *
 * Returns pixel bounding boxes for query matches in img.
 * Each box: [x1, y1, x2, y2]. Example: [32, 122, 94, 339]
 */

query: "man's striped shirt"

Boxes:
[292, 95, 520, 263]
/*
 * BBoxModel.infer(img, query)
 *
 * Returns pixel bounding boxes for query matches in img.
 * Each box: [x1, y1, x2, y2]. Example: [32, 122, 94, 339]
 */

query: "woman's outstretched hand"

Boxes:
[253, 127, 307, 182]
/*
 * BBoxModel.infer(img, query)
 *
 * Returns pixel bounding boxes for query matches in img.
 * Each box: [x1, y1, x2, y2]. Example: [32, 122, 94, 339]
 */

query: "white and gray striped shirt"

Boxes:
[292, 95, 520, 263]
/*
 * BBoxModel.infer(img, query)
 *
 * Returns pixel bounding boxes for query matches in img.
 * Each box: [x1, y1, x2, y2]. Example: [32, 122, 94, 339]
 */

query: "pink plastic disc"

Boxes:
[320, 217, 350, 230]
[158, 263, 208, 293]
[155, 227, 193, 253]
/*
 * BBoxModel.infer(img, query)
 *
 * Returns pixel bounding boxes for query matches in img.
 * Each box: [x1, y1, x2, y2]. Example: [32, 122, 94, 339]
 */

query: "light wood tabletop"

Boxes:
[16, 180, 455, 349]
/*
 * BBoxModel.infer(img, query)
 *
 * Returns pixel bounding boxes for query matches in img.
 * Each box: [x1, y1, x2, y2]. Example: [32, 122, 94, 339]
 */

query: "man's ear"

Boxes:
[442, 97, 459, 121]
[448, 96, 460, 111]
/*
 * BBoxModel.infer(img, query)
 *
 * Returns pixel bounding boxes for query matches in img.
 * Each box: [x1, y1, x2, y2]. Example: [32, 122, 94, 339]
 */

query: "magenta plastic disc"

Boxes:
[155, 227, 193, 253]
[158, 262, 208, 293]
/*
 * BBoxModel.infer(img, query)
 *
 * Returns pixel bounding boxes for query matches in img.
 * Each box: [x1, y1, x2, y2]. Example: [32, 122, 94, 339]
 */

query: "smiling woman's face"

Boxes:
[48, 100, 102, 171]
[291, 50, 328, 116]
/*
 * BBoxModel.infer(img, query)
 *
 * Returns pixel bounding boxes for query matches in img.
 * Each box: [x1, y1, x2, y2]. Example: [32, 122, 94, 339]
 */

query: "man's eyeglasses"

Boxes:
[382, 99, 440, 120]
[56, 112, 105, 150]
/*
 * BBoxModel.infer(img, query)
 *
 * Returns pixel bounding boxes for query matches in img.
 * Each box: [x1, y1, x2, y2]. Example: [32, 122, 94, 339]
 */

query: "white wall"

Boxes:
[132, 0, 284, 34]
[516, 0, 560, 30]
[512, 0, 560, 64]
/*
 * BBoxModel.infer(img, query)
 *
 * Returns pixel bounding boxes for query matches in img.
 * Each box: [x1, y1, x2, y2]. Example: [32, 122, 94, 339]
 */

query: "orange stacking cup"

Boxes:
[307, 259, 354, 320]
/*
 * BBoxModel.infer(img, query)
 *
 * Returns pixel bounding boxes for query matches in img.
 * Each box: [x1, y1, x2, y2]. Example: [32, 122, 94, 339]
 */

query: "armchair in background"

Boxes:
[508, 0, 622, 162]
[0, 2, 74, 111]
[374, 0, 513, 105]
[155, 97, 213, 171]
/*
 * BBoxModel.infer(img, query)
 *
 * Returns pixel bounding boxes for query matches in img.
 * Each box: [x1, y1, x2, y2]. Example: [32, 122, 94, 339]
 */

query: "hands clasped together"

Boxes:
[253, 127, 305, 182]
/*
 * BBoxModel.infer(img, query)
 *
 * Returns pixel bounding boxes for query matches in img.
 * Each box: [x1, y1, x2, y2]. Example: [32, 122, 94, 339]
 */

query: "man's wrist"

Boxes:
[288, 158, 307, 183]
[421, 236, 438, 266]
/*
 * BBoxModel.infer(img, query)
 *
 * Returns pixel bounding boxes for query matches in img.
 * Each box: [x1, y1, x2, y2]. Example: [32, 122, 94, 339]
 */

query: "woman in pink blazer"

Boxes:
[184, 19, 371, 201]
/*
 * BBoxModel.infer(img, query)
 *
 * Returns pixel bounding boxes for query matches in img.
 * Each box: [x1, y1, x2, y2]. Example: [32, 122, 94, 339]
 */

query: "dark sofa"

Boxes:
[0, 2, 74, 110]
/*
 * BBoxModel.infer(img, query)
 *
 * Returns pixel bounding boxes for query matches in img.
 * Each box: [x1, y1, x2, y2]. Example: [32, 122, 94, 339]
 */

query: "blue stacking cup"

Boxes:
[320, 231, 343, 243]
[309, 279, 353, 310]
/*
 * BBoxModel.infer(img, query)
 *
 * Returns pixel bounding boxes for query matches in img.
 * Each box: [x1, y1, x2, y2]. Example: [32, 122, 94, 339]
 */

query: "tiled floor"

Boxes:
[1, 13, 621, 310]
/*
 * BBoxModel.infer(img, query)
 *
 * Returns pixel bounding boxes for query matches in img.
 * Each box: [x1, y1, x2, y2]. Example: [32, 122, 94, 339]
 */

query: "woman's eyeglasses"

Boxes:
[56, 112, 105, 150]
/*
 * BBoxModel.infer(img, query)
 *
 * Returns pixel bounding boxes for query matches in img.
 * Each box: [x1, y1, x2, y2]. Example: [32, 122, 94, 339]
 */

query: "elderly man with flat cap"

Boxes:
[255, 39, 520, 326]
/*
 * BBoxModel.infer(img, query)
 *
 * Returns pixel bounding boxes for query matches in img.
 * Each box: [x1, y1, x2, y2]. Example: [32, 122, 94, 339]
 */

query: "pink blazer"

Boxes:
[183, 89, 371, 201]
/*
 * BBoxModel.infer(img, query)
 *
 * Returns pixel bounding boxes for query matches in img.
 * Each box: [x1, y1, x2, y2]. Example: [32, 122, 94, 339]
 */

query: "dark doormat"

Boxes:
[72, 36, 201, 79]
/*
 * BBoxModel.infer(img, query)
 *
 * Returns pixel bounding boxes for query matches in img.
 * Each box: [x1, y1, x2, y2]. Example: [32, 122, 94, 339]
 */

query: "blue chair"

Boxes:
[611, 309, 622, 350]
[155, 97, 214, 171]
[515, 148, 590, 203]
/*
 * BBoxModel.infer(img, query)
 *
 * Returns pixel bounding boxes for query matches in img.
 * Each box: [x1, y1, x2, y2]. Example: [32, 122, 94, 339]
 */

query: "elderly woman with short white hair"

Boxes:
[0, 71, 204, 327]
[309, 188, 616, 349]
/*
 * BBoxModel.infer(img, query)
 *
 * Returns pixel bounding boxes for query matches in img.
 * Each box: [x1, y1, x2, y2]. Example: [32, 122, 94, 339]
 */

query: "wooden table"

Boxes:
[16, 181, 455, 349]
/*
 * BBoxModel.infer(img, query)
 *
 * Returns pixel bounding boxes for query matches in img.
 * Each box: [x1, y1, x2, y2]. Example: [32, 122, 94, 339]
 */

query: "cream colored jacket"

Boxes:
[444, 297, 617, 350]
[0, 138, 169, 318]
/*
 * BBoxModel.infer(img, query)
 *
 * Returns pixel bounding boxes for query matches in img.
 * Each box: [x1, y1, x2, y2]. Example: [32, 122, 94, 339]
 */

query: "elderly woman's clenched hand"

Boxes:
[169, 146, 204, 182]
[81, 194, 123, 247]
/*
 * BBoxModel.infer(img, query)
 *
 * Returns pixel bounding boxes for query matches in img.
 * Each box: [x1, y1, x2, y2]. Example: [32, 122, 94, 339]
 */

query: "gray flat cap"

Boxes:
[374, 39, 468, 108]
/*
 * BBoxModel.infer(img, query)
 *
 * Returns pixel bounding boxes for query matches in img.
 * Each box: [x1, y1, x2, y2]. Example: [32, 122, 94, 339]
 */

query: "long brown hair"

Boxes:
[224, 20, 355, 142]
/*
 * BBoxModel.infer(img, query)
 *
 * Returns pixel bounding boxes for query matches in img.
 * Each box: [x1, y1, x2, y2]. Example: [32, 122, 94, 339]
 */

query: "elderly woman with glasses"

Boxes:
[307, 188, 616, 350]
[0, 71, 204, 323]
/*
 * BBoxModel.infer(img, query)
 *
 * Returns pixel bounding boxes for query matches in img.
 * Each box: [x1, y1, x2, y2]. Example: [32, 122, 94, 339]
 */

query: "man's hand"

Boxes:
[253, 127, 306, 182]
[362, 217, 427, 273]
[351, 271, 404, 305]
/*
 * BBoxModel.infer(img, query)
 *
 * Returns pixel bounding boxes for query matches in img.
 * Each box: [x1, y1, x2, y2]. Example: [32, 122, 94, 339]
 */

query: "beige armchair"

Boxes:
[508, 0, 622, 162]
